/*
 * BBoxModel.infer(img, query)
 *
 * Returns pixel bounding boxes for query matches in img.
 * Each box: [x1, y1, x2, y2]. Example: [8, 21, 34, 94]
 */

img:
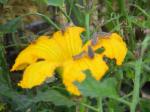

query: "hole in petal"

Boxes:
[95, 47, 105, 54]
[103, 56, 116, 67]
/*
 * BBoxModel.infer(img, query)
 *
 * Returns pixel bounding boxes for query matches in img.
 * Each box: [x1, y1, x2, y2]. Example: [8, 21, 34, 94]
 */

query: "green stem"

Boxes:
[98, 97, 103, 112]
[130, 58, 142, 112]
[81, 103, 98, 112]
[4, 44, 26, 48]
[130, 4, 150, 19]
[85, 13, 90, 41]
[127, 17, 135, 51]
[79, 98, 86, 112]
[59, 7, 72, 22]
[34, 13, 61, 30]
[118, 0, 128, 17]
[118, 0, 135, 50]
[22, 13, 60, 30]
[122, 92, 133, 99]
[112, 97, 131, 106]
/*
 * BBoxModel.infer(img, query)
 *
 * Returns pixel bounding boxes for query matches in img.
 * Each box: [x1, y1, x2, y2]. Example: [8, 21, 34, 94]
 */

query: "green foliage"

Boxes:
[33, 0, 64, 7]
[75, 70, 118, 98]
[65, 0, 85, 26]
[0, 83, 74, 111]
[0, 17, 21, 33]
[107, 99, 126, 112]
[0, 44, 11, 86]
[140, 99, 150, 112]
[34, 90, 75, 107]
[0, 0, 8, 4]
[0, 102, 5, 111]
[141, 35, 150, 56]
[46, 0, 64, 7]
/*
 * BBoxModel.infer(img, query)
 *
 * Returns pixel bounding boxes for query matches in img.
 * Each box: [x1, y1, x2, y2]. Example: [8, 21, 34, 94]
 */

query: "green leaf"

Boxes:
[0, 83, 32, 110]
[75, 70, 118, 98]
[38, 109, 53, 112]
[130, 16, 150, 29]
[47, 0, 64, 7]
[33, 0, 64, 7]
[141, 35, 150, 56]
[65, 0, 84, 26]
[0, 0, 8, 4]
[34, 90, 75, 107]
[0, 83, 74, 110]
[0, 17, 21, 33]
[0, 44, 11, 86]
[32, 0, 48, 5]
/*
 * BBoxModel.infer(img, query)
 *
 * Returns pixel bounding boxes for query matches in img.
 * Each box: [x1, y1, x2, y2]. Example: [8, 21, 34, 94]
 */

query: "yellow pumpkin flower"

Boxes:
[11, 26, 127, 95]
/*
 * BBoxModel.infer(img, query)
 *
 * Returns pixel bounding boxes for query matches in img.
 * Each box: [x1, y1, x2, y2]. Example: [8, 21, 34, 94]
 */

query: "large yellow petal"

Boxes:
[11, 45, 38, 71]
[18, 61, 59, 88]
[11, 36, 64, 71]
[83, 33, 127, 65]
[30, 36, 66, 61]
[62, 54, 108, 95]
[52, 26, 85, 58]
